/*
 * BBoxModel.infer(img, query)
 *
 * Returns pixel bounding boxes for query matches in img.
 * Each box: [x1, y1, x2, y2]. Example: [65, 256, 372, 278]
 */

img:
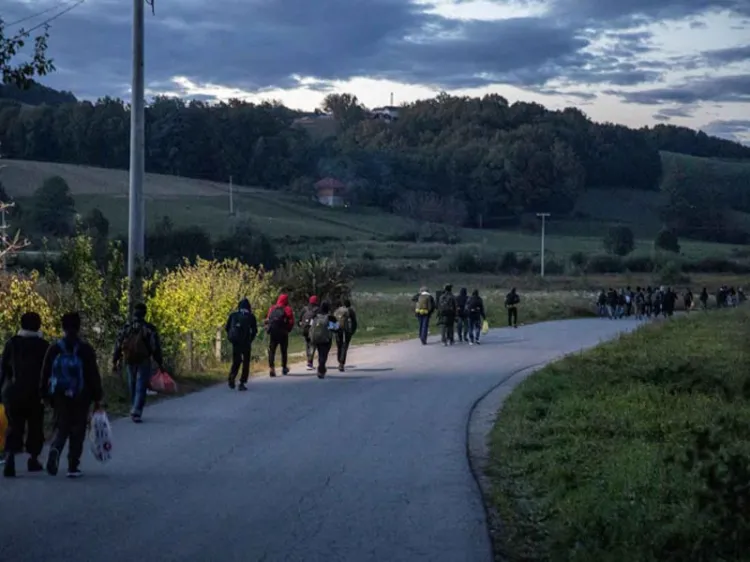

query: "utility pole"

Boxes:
[127, 0, 146, 316]
[536, 213, 550, 277]
[229, 175, 234, 215]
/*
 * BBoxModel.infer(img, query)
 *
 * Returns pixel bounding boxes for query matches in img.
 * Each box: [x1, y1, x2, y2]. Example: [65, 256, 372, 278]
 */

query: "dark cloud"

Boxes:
[610, 74, 750, 104]
[689, 20, 708, 28]
[652, 105, 696, 120]
[701, 119, 750, 145]
[702, 44, 750, 64]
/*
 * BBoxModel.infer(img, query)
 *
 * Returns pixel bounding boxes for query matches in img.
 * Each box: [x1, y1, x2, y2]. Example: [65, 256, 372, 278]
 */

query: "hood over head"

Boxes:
[459, 288, 467, 297]
[239, 298, 251, 311]
[309, 295, 319, 305]
[276, 294, 289, 307]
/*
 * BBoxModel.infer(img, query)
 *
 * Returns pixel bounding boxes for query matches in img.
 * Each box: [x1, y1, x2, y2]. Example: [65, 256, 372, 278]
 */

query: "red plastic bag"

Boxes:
[150, 369, 178, 394]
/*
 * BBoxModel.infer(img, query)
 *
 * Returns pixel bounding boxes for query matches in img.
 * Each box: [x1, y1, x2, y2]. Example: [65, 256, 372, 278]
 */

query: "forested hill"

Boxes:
[0, 81, 77, 106]
[0, 88, 748, 229]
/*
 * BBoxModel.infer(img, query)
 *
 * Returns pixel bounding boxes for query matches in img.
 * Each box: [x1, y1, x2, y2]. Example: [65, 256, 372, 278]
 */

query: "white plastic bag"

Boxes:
[89, 410, 113, 463]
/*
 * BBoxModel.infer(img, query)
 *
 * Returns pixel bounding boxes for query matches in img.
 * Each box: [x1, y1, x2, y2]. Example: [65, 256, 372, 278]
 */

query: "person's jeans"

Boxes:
[441, 314, 456, 344]
[268, 332, 289, 371]
[316, 342, 332, 376]
[4, 401, 44, 456]
[507, 307, 518, 327]
[229, 344, 251, 384]
[468, 318, 482, 342]
[304, 334, 316, 366]
[336, 331, 353, 366]
[417, 315, 430, 344]
[456, 316, 468, 340]
[128, 361, 152, 417]
[50, 397, 88, 470]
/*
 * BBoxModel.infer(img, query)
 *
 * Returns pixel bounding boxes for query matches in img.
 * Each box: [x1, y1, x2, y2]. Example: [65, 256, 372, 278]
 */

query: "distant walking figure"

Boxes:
[505, 288, 520, 328]
[225, 298, 258, 391]
[413, 287, 436, 345]
[266, 294, 295, 377]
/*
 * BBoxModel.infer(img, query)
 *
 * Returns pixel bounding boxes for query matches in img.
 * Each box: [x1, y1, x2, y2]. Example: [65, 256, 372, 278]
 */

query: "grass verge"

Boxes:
[487, 307, 750, 562]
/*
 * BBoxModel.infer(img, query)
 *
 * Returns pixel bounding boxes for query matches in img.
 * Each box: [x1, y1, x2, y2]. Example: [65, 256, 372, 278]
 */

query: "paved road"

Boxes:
[1, 318, 639, 562]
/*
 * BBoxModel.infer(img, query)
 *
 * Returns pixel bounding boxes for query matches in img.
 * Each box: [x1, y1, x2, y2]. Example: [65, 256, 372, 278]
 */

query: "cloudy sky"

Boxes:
[4, 0, 750, 144]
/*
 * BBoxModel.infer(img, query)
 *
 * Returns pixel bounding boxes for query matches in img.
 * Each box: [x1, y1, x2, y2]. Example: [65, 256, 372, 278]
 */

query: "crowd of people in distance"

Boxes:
[411, 284, 521, 346]
[597, 285, 747, 320]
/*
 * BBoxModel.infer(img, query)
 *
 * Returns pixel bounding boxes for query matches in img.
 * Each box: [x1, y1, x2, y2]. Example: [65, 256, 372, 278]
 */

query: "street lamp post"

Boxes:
[536, 213, 550, 277]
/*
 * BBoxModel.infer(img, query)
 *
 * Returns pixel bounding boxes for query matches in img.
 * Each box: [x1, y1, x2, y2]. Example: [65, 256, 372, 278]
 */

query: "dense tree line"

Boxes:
[0, 80, 76, 106]
[0, 87, 748, 229]
[644, 124, 750, 160]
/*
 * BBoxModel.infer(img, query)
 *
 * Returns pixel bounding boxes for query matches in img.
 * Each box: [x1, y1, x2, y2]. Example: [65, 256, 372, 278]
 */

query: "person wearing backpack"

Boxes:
[225, 298, 258, 391]
[112, 303, 164, 424]
[265, 294, 295, 377]
[1, 312, 49, 478]
[455, 288, 469, 343]
[438, 284, 458, 346]
[41, 312, 103, 478]
[298, 296, 320, 371]
[334, 299, 358, 372]
[308, 301, 339, 379]
[466, 290, 486, 345]
[412, 287, 436, 345]
[505, 288, 520, 328]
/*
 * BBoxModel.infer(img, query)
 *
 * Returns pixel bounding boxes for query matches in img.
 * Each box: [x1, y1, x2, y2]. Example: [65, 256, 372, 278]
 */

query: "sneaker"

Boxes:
[46, 448, 60, 476]
[228, 379, 236, 390]
[3, 455, 15, 478]
[238, 383, 248, 391]
[66, 468, 83, 479]
[28, 457, 43, 473]
[317, 371, 326, 379]
[131, 414, 143, 424]
[338, 364, 345, 372]
[282, 367, 289, 376]
[306, 363, 314, 371]
[269, 369, 277, 378]
[476, 340, 481, 345]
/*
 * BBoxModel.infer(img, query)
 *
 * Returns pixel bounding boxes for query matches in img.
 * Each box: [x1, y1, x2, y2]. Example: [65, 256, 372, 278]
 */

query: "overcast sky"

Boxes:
[4, 0, 750, 144]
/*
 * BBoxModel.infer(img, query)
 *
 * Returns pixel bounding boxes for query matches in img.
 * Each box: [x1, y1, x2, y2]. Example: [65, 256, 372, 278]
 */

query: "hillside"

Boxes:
[0, 159, 744, 268]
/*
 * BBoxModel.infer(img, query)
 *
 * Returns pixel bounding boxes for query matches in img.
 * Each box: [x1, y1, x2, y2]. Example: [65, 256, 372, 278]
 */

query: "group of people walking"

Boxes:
[224, 294, 358, 388]
[0, 303, 164, 478]
[411, 285, 521, 346]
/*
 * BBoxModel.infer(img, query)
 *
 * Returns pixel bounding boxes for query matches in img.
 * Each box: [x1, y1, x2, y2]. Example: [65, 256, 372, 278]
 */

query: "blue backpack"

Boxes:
[49, 340, 84, 398]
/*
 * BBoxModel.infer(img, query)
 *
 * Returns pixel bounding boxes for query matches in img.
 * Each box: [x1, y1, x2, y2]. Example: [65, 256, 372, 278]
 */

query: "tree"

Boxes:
[603, 226, 635, 256]
[321, 93, 366, 129]
[31, 176, 76, 236]
[1, 20, 54, 87]
[81, 207, 110, 238]
[0, 200, 29, 267]
[655, 227, 680, 253]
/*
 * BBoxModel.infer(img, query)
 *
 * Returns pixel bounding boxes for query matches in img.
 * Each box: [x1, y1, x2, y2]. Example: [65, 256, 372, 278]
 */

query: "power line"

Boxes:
[10, 0, 86, 39]
[4, 1, 75, 28]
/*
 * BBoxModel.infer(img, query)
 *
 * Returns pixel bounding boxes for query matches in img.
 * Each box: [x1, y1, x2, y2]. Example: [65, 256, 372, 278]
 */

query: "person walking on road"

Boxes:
[334, 299, 358, 372]
[299, 296, 320, 371]
[113, 303, 164, 424]
[266, 294, 295, 377]
[505, 287, 520, 328]
[467, 290, 486, 345]
[456, 287, 469, 342]
[413, 287, 436, 345]
[41, 312, 103, 478]
[225, 298, 258, 391]
[438, 284, 457, 346]
[699, 287, 709, 310]
[683, 288, 694, 313]
[1, 312, 49, 478]
[308, 302, 339, 379]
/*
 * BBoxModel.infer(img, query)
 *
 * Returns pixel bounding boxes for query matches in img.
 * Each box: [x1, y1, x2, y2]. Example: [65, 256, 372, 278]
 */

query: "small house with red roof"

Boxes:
[315, 177, 348, 207]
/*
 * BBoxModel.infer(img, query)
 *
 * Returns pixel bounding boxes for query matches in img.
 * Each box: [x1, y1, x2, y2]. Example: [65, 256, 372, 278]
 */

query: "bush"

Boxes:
[682, 257, 750, 274]
[0, 271, 55, 341]
[585, 254, 625, 273]
[274, 255, 353, 308]
[349, 259, 387, 278]
[569, 251, 587, 269]
[361, 250, 376, 261]
[623, 255, 655, 273]
[444, 249, 500, 274]
[656, 260, 690, 285]
[146, 224, 213, 268]
[655, 227, 680, 253]
[144, 258, 277, 372]
[213, 219, 278, 269]
[603, 225, 635, 256]
[31, 176, 76, 236]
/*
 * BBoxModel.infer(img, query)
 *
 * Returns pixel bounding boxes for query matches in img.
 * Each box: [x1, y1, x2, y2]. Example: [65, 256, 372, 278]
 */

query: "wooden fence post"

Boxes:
[215, 329, 222, 361]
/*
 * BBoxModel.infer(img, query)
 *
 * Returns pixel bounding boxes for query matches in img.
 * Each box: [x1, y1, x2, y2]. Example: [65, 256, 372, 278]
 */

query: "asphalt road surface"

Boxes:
[1, 318, 640, 562]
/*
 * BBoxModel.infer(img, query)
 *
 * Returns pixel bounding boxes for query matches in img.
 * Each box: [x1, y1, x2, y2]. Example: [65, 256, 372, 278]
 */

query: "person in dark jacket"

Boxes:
[299, 296, 320, 371]
[1, 312, 49, 478]
[505, 288, 520, 327]
[266, 294, 295, 377]
[412, 287, 436, 345]
[683, 288, 693, 313]
[310, 301, 339, 379]
[699, 287, 709, 309]
[225, 298, 258, 391]
[466, 290, 486, 345]
[112, 303, 163, 423]
[455, 288, 469, 343]
[334, 299, 358, 372]
[41, 312, 103, 478]
[438, 284, 457, 346]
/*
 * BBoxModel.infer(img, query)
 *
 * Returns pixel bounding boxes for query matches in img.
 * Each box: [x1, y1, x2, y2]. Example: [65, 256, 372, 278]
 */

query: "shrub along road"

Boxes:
[0, 318, 638, 562]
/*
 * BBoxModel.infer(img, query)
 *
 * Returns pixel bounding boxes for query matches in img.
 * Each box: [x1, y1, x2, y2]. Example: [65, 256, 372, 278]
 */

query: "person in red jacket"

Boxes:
[265, 294, 295, 377]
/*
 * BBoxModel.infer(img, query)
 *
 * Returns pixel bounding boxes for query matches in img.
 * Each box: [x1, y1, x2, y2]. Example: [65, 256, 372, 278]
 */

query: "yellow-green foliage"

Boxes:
[0, 272, 56, 339]
[144, 258, 278, 368]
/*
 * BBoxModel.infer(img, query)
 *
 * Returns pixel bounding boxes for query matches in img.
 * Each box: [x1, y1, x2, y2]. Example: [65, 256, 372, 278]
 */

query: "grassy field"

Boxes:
[487, 307, 750, 562]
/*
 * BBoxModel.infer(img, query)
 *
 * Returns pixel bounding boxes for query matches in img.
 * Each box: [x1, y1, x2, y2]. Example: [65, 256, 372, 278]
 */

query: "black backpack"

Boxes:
[267, 307, 287, 334]
[439, 293, 455, 314]
[228, 311, 252, 344]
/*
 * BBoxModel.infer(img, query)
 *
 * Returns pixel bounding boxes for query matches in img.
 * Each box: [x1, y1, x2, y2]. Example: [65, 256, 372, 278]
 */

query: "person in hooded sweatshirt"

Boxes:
[298, 296, 320, 371]
[455, 288, 469, 343]
[466, 290, 486, 345]
[225, 298, 258, 391]
[1, 312, 49, 478]
[266, 294, 295, 377]
[412, 287, 436, 345]
[41, 312, 103, 478]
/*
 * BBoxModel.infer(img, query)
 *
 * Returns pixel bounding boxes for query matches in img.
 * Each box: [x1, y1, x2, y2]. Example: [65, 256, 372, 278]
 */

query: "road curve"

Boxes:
[0, 318, 640, 562]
